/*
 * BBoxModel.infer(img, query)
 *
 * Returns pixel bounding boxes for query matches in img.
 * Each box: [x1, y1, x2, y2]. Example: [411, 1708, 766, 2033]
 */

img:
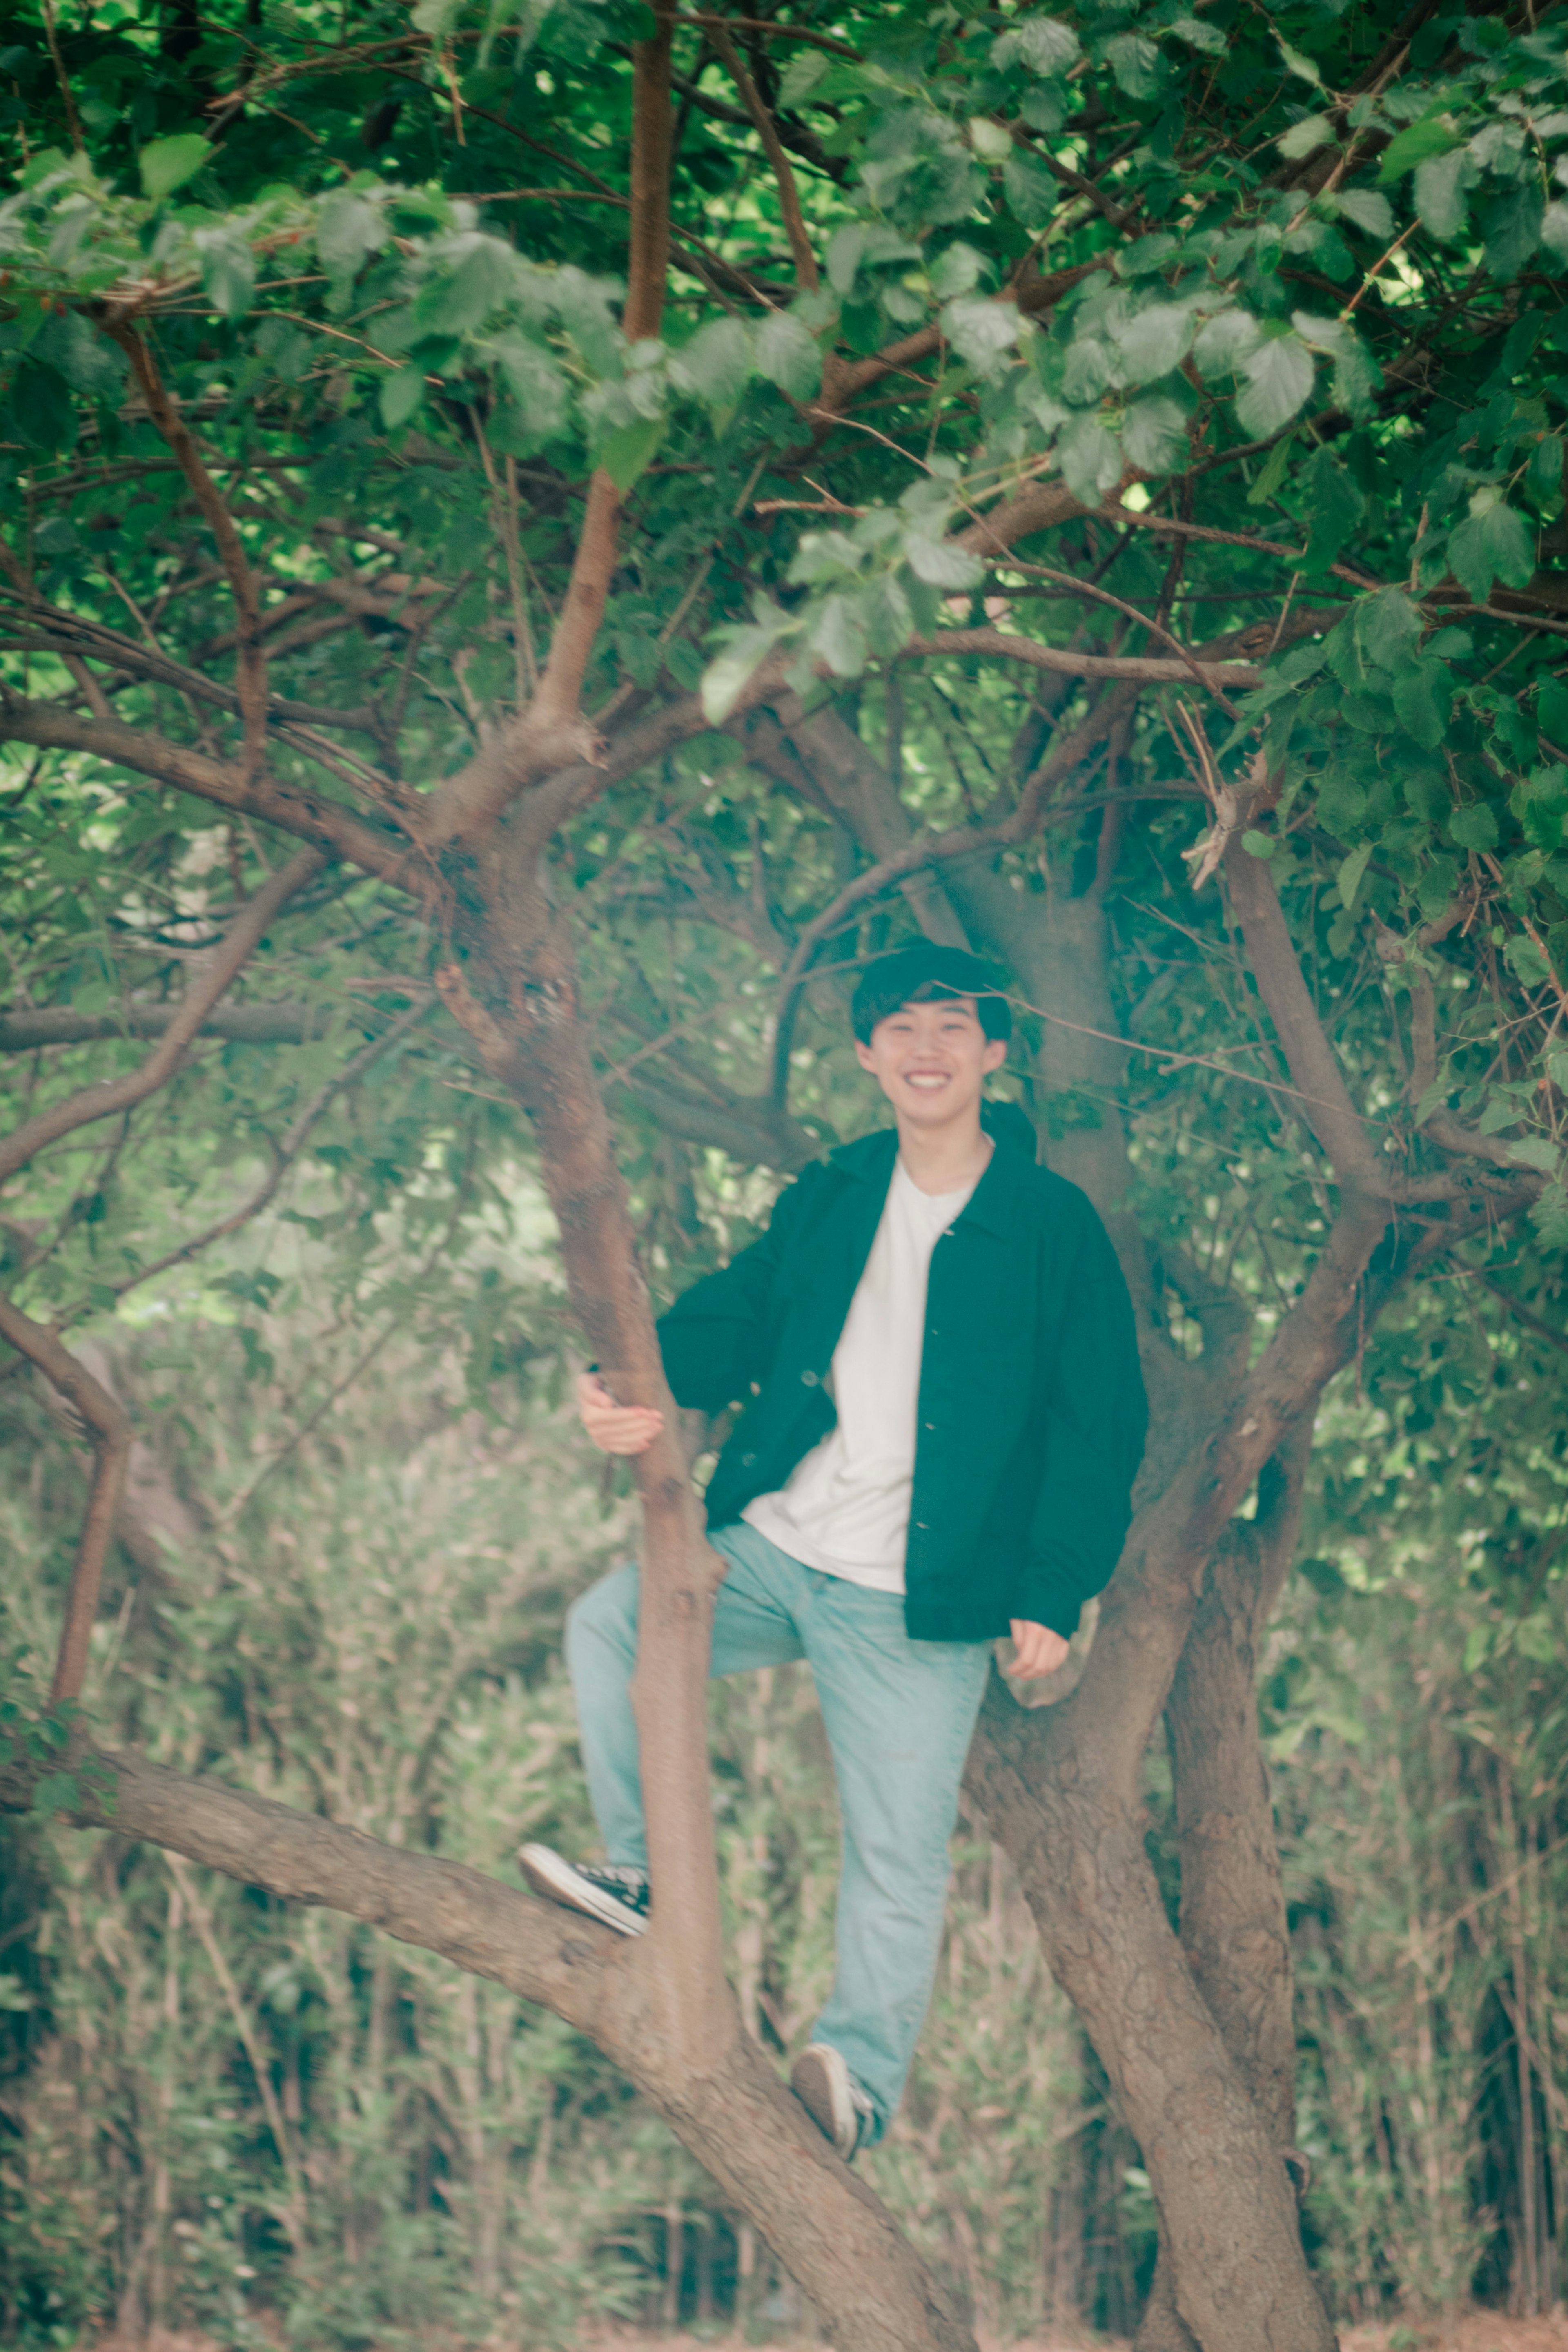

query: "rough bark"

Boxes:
[766, 705, 1350, 2347]
[0, 1294, 132, 1701]
[430, 825, 976, 2347]
[1135, 1421, 1316, 2352]
[969, 1676, 1333, 2352]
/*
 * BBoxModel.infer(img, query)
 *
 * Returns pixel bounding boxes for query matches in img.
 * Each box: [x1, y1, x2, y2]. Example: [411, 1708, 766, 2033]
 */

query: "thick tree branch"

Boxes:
[811, 261, 1108, 421]
[533, 2, 675, 730]
[102, 320, 269, 778]
[0, 698, 407, 877]
[708, 22, 818, 290]
[0, 1001, 323, 1052]
[0, 1295, 131, 1701]
[909, 629, 1262, 692]
[1222, 802, 1391, 1198]
[0, 848, 322, 1190]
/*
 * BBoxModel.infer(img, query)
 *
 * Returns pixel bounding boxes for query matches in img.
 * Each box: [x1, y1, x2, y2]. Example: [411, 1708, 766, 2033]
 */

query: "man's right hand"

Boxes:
[577, 1371, 665, 1456]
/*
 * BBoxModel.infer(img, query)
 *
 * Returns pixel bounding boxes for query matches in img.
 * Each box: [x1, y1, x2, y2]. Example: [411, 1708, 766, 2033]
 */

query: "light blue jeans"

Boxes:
[563, 1519, 993, 2140]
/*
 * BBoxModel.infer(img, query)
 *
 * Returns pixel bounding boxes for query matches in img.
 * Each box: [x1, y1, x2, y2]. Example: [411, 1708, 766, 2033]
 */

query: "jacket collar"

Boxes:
[826, 1101, 1039, 1238]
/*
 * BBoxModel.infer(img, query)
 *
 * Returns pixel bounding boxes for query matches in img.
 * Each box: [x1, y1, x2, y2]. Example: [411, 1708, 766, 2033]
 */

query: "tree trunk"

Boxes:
[432, 864, 984, 2352]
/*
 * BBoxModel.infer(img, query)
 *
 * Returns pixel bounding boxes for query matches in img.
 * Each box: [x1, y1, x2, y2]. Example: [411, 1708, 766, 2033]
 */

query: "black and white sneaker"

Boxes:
[519, 1844, 650, 1937]
[790, 2042, 877, 2160]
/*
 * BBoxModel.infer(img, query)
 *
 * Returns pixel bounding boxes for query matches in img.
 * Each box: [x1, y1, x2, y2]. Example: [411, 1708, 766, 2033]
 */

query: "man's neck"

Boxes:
[894, 1109, 993, 1196]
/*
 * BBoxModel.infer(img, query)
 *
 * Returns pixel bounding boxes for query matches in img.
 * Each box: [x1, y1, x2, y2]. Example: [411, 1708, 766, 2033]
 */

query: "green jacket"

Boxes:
[656, 1103, 1147, 1643]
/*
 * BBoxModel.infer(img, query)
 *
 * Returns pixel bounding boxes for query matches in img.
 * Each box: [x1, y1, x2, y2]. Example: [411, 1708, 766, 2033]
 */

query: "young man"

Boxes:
[522, 944, 1146, 2159]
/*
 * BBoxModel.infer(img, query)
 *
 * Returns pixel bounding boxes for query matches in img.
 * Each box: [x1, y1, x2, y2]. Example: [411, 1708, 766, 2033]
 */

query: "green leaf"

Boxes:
[598, 411, 666, 490]
[138, 133, 211, 202]
[1415, 149, 1471, 239]
[1483, 185, 1544, 279]
[826, 223, 866, 297]
[1378, 114, 1463, 183]
[1062, 332, 1112, 405]
[414, 236, 517, 338]
[1505, 934, 1553, 989]
[34, 311, 122, 399]
[669, 316, 752, 410]
[1121, 395, 1187, 473]
[1103, 33, 1163, 96]
[1242, 829, 1275, 858]
[1002, 149, 1057, 226]
[940, 294, 1020, 378]
[196, 233, 255, 320]
[777, 50, 828, 107]
[1527, 434, 1563, 503]
[1056, 411, 1123, 505]
[1361, 588, 1423, 670]
[928, 243, 985, 300]
[490, 331, 569, 444]
[1338, 841, 1373, 909]
[9, 360, 73, 453]
[1334, 189, 1396, 241]
[701, 613, 789, 722]
[1448, 499, 1535, 606]
[903, 531, 984, 589]
[1393, 659, 1453, 749]
[1542, 201, 1568, 262]
[809, 592, 868, 678]
[1192, 309, 1261, 376]
[1301, 446, 1364, 569]
[993, 16, 1079, 73]
[1279, 114, 1335, 160]
[1167, 15, 1225, 53]
[1236, 334, 1314, 436]
[1515, 1609, 1558, 1661]
[1531, 1180, 1568, 1250]
[1449, 802, 1499, 850]
[1539, 678, 1568, 746]
[1115, 301, 1194, 385]
[380, 365, 426, 430]
[755, 308, 822, 402]
[969, 116, 1014, 163]
[1277, 37, 1323, 85]
[1246, 429, 1295, 508]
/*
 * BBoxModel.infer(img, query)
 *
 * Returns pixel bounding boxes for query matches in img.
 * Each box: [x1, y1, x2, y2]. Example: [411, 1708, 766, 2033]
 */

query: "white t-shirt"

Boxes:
[743, 1157, 979, 1594]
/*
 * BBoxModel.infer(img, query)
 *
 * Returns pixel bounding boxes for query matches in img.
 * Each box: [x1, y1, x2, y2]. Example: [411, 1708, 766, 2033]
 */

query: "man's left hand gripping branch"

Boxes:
[523, 945, 1148, 2163]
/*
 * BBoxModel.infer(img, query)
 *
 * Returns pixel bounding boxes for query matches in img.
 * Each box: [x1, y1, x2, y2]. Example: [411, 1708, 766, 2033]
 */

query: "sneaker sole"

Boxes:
[518, 1844, 647, 1937]
[791, 2047, 855, 2158]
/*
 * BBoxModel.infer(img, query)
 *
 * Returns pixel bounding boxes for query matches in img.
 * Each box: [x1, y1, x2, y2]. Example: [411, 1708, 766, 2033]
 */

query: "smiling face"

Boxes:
[854, 993, 1007, 1133]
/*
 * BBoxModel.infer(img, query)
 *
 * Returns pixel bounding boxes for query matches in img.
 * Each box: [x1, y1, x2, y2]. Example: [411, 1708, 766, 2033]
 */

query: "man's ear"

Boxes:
[982, 1037, 1007, 1075]
[853, 1037, 878, 1073]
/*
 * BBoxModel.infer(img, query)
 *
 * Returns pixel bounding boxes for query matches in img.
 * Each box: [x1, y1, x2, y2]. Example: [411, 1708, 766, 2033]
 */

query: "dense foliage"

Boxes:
[3, 0, 1568, 2337]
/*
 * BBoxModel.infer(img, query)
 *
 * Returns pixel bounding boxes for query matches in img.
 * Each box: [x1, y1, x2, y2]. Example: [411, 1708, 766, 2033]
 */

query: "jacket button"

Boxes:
[741, 1451, 757, 1467]
[924, 1421, 935, 1432]
[800, 1368, 819, 1386]
[914, 1521, 928, 1532]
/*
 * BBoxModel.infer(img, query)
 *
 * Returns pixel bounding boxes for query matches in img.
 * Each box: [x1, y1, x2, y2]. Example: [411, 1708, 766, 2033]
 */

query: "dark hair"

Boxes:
[850, 944, 1013, 1046]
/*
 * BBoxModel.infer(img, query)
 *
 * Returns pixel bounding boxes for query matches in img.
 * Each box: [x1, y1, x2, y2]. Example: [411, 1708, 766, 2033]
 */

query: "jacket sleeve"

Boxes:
[1011, 1203, 1148, 1640]
[655, 1166, 818, 1414]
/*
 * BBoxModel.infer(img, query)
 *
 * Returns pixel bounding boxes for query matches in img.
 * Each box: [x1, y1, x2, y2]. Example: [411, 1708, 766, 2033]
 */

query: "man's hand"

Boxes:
[577, 1371, 665, 1456]
[1009, 1619, 1071, 1680]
